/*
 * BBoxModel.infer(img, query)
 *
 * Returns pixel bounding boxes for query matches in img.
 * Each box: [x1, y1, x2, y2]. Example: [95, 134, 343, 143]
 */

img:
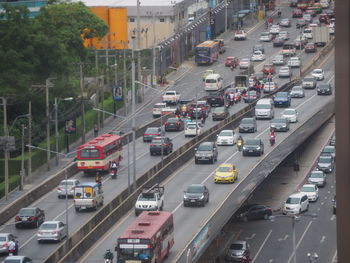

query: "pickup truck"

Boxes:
[74, 182, 104, 212]
[152, 103, 167, 118]
[135, 184, 164, 216]
[162, 91, 181, 105]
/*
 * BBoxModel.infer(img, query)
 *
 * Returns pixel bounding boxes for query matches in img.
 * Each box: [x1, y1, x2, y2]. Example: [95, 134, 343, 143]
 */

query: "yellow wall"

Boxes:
[84, 6, 128, 50]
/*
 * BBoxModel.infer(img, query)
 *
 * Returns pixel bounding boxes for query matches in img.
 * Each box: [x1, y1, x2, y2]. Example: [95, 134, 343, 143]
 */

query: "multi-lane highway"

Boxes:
[0, 3, 335, 263]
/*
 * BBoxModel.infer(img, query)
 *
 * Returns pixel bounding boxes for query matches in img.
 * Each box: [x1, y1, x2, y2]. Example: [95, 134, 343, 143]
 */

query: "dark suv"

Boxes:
[195, 142, 218, 164]
[150, 137, 173, 155]
[235, 204, 273, 222]
[164, 117, 184, 131]
[205, 92, 225, 107]
[183, 184, 209, 207]
[242, 139, 264, 156]
[15, 207, 45, 228]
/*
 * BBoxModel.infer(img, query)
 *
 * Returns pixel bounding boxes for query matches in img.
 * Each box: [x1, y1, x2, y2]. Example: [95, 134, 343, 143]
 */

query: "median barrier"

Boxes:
[175, 97, 335, 263]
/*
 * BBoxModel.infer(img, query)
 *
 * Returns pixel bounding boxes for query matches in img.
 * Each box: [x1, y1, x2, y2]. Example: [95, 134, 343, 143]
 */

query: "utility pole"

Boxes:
[136, 0, 143, 102]
[123, 41, 127, 116]
[45, 78, 50, 171]
[79, 63, 86, 144]
[95, 50, 101, 131]
[224, 0, 228, 32]
[152, 13, 157, 88]
[54, 97, 59, 166]
[20, 124, 25, 190]
[28, 101, 32, 183]
[131, 36, 137, 191]
[2, 97, 9, 199]
[113, 55, 118, 118]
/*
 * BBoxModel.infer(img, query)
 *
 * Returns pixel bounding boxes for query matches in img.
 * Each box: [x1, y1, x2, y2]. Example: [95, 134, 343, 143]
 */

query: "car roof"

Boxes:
[200, 141, 213, 146]
[4, 256, 27, 259]
[42, 221, 61, 224]
[219, 163, 234, 168]
[231, 240, 247, 245]
[220, 130, 234, 133]
[289, 192, 307, 198]
[301, 184, 316, 188]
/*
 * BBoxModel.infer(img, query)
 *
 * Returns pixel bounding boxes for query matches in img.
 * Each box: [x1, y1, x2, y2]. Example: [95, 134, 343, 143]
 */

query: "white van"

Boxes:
[204, 74, 223, 91]
[255, 98, 274, 120]
[283, 192, 309, 215]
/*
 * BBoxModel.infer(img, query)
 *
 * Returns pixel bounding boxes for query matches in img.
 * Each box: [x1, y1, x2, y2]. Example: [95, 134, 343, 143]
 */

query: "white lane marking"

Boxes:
[245, 233, 256, 240]
[317, 208, 321, 211]
[330, 215, 336, 221]
[325, 196, 328, 200]
[331, 185, 334, 188]
[331, 250, 337, 263]
[269, 259, 274, 263]
[252, 229, 272, 263]
[287, 221, 313, 263]
[328, 191, 331, 194]
[321, 202, 324, 205]
[278, 234, 289, 241]
[320, 236, 326, 243]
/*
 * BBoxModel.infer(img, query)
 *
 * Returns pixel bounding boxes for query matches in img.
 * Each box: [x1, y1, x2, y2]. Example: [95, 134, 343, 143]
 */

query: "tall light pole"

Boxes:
[2, 97, 9, 199]
[79, 63, 86, 144]
[132, 35, 137, 191]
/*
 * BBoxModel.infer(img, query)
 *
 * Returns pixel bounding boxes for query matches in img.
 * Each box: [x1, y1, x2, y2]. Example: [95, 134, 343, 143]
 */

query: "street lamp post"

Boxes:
[131, 35, 137, 191]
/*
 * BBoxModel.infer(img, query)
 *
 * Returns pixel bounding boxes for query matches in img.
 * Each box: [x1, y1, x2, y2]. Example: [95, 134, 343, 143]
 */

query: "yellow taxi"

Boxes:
[202, 69, 215, 81]
[214, 163, 238, 183]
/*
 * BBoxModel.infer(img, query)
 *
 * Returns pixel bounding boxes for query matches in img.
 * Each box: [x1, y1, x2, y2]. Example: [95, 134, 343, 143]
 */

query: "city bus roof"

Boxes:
[196, 40, 218, 48]
[119, 211, 173, 240]
[77, 134, 121, 150]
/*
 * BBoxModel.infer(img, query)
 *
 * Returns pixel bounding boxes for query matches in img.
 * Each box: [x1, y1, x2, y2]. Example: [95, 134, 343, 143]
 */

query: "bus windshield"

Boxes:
[118, 246, 153, 261]
[196, 47, 209, 55]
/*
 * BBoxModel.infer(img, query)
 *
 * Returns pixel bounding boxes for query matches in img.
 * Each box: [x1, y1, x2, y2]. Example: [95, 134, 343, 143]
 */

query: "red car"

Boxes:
[318, 14, 330, 24]
[225, 56, 239, 67]
[292, 9, 303, 18]
[262, 64, 275, 75]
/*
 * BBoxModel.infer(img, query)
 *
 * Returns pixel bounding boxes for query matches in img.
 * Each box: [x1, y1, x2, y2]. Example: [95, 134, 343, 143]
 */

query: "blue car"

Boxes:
[273, 92, 291, 107]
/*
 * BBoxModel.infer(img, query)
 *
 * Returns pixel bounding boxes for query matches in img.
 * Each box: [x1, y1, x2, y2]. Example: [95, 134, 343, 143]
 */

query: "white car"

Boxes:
[184, 122, 203, 137]
[251, 51, 265, 61]
[303, 28, 313, 39]
[37, 221, 68, 242]
[279, 66, 292, 78]
[272, 55, 286, 65]
[281, 108, 298, 122]
[288, 57, 301, 67]
[328, 23, 335, 35]
[57, 179, 80, 198]
[278, 31, 289, 40]
[0, 233, 17, 254]
[263, 82, 278, 93]
[312, 68, 325, 80]
[239, 58, 251, 69]
[152, 103, 167, 118]
[260, 32, 273, 42]
[283, 192, 309, 215]
[216, 130, 237, 146]
[299, 184, 319, 202]
[234, 30, 247, 40]
[2, 256, 33, 263]
[269, 25, 280, 34]
[320, 1, 329, 8]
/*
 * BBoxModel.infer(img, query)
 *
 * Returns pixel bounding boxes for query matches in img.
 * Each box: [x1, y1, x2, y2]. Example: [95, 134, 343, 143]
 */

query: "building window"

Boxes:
[129, 17, 135, 22]
[159, 17, 165, 22]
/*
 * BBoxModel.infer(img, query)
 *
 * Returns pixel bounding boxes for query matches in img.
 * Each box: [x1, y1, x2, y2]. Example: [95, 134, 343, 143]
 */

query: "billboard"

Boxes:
[112, 86, 123, 101]
[65, 119, 76, 134]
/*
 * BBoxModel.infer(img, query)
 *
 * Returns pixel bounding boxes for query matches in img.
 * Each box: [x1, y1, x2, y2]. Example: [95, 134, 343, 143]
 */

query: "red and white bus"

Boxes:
[76, 134, 122, 173]
[116, 211, 174, 263]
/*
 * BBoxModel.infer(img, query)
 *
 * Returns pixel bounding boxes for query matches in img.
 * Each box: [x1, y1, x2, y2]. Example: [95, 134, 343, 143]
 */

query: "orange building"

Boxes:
[84, 7, 128, 50]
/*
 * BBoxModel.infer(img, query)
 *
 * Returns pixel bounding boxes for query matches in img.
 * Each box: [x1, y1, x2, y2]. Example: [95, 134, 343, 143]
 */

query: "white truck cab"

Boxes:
[135, 184, 165, 216]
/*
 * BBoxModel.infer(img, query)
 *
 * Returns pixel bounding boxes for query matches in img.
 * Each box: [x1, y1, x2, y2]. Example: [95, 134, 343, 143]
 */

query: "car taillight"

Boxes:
[57, 187, 62, 191]
[163, 144, 169, 147]
[29, 216, 36, 221]
[150, 144, 155, 147]
[70, 187, 75, 191]
[165, 122, 169, 126]
[15, 216, 21, 221]
[38, 231, 43, 235]
[2, 243, 8, 247]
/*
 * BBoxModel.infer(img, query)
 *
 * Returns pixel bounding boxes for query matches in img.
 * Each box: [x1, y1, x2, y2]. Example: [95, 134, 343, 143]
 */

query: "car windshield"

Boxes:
[304, 29, 312, 33]
[213, 107, 225, 113]
[245, 139, 259, 145]
[230, 243, 244, 250]
[217, 166, 233, 172]
[280, 67, 289, 71]
[205, 78, 217, 83]
[187, 124, 197, 129]
[323, 146, 335, 153]
[241, 118, 253, 124]
[304, 77, 314, 82]
[313, 69, 322, 73]
[286, 197, 300, 204]
[19, 208, 35, 216]
[277, 92, 288, 97]
[40, 223, 58, 230]
[187, 185, 204, 193]
[241, 58, 249, 63]
[292, 86, 302, 91]
[151, 138, 164, 144]
[60, 181, 74, 186]
[301, 186, 315, 192]
[273, 118, 286, 123]
[4, 260, 22, 263]
[284, 109, 295, 115]
[247, 91, 256, 95]
[261, 32, 269, 36]
[138, 193, 156, 201]
[256, 104, 270, 109]
[219, 131, 233, 136]
[319, 84, 330, 89]
[274, 55, 283, 60]
[310, 172, 323, 178]
[0, 236, 7, 241]
[146, 128, 159, 134]
[198, 144, 212, 151]
[153, 104, 165, 109]
[167, 118, 179, 123]
[319, 156, 332, 163]
[290, 58, 299, 61]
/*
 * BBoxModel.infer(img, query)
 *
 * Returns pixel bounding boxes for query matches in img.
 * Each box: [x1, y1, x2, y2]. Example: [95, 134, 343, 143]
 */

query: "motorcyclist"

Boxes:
[269, 129, 276, 145]
[95, 173, 102, 189]
[237, 135, 244, 151]
[8, 238, 17, 255]
[200, 110, 206, 124]
[278, 9, 282, 18]
[110, 161, 118, 173]
[104, 249, 114, 262]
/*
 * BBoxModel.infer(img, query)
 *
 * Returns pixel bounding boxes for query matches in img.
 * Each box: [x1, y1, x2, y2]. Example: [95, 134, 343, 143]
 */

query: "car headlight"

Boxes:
[200, 195, 205, 200]
[256, 147, 261, 150]
[242, 146, 247, 150]
[282, 124, 286, 127]
[183, 195, 188, 199]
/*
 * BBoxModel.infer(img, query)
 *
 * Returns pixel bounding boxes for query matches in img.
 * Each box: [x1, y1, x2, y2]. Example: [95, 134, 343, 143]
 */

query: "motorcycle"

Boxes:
[237, 139, 243, 151]
[201, 116, 206, 125]
[110, 168, 118, 179]
[104, 260, 112, 263]
[269, 134, 276, 146]
[230, 65, 234, 71]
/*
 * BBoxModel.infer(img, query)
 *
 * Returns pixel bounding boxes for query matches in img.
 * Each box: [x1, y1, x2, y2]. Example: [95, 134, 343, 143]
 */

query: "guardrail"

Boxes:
[43, 37, 335, 263]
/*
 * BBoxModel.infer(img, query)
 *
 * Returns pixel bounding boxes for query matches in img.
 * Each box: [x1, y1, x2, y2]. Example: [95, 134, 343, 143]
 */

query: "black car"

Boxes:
[225, 241, 250, 262]
[183, 184, 209, 207]
[212, 107, 229, 121]
[317, 155, 334, 173]
[243, 91, 259, 103]
[143, 127, 164, 142]
[150, 136, 173, 155]
[235, 204, 273, 222]
[15, 207, 45, 228]
[273, 37, 285, 47]
[317, 83, 332, 95]
[239, 118, 257, 133]
[242, 138, 264, 156]
[296, 19, 308, 28]
[195, 142, 218, 164]
[164, 117, 184, 131]
[332, 195, 336, 214]
[206, 92, 225, 107]
[329, 135, 336, 146]
[253, 44, 265, 54]
[324, 9, 335, 19]
[270, 118, 290, 132]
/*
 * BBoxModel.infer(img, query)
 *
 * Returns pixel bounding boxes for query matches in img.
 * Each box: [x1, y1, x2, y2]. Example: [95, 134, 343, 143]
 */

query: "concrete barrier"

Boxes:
[175, 97, 335, 262]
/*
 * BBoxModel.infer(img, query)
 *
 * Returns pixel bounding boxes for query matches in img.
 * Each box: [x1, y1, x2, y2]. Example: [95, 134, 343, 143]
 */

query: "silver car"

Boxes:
[308, 170, 326, 187]
[0, 233, 18, 255]
[290, 86, 305, 98]
[37, 221, 68, 243]
[57, 179, 80, 198]
[272, 55, 286, 65]
[239, 58, 250, 69]
[288, 57, 301, 67]
[2, 256, 33, 263]
[302, 75, 317, 89]
[279, 66, 291, 78]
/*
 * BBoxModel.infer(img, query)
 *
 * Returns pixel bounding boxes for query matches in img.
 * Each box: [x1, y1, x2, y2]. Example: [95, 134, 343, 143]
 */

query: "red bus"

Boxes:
[195, 40, 219, 65]
[116, 211, 174, 263]
[76, 134, 122, 173]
